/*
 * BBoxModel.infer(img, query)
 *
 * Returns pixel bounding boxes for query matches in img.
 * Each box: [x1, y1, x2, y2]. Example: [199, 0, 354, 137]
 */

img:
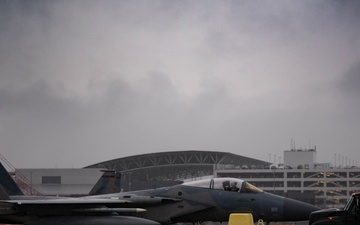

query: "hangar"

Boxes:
[7, 150, 360, 209]
[8, 151, 270, 195]
[85, 150, 270, 191]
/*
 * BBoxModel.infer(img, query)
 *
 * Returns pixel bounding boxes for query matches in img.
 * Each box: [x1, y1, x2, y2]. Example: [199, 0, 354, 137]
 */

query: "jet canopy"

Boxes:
[182, 178, 263, 193]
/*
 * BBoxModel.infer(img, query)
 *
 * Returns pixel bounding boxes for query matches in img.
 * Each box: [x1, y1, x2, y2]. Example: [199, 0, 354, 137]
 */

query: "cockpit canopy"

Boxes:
[182, 178, 263, 193]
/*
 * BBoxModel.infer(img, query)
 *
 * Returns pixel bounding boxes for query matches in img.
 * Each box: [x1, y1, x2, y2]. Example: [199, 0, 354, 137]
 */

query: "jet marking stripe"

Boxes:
[0, 199, 132, 205]
[71, 208, 147, 213]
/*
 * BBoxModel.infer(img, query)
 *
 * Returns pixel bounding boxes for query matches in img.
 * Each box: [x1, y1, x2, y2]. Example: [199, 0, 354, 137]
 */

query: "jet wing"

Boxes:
[1, 198, 131, 205]
[0, 195, 181, 206]
[0, 195, 182, 218]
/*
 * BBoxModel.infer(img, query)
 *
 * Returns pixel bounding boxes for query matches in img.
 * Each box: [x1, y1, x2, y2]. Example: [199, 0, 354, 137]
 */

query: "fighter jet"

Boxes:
[0, 163, 319, 225]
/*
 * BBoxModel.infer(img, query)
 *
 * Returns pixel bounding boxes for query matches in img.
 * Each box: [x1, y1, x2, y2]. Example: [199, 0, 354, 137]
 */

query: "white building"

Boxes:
[16, 168, 103, 196]
[284, 148, 317, 169]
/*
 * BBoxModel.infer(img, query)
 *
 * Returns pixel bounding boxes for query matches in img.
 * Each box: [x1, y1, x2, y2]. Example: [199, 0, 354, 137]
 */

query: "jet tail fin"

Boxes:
[0, 185, 10, 200]
[88, 170, 121, 195]
[0, 162, 23, 196]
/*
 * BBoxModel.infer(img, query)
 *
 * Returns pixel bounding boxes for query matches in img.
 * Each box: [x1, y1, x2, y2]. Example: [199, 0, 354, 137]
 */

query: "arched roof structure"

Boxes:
[86, 151, 270, 182]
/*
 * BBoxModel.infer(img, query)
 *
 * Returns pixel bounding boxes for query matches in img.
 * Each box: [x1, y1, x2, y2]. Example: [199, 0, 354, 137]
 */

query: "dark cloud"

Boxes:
[340, 61, 360, 96]
[337, 60, 360, 121]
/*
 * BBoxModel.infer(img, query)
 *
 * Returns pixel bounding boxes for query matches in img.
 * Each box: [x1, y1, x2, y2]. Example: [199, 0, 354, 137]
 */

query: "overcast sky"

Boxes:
[1, 0, 360, 169]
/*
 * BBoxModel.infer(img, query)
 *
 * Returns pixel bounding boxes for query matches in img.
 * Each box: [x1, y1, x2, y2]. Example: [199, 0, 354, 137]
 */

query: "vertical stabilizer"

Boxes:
[0, 185, 10, 200]
[0, 163, 23, 195]
[88, 170, 121, 195]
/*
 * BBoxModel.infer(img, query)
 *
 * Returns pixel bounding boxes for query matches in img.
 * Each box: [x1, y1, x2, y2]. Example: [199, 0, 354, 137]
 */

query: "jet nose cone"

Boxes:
[283, 198, 320, 221]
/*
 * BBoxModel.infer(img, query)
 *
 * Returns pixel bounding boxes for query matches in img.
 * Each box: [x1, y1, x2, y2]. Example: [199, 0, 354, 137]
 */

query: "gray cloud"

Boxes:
[1, 0, 360, 168]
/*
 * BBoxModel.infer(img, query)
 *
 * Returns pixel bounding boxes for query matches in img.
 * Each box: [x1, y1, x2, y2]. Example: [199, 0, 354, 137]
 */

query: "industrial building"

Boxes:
[215, 148, 360, 208]
[283, 148, 317, 169]
[14, 168, 104, 196]
[85, 150, 270, 191]
[8, 149, 360, 209]
[11, 151, 270, 195]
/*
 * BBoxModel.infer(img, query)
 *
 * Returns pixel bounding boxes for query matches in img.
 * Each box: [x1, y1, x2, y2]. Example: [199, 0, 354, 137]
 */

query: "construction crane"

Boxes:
[0, 154, 43, 195]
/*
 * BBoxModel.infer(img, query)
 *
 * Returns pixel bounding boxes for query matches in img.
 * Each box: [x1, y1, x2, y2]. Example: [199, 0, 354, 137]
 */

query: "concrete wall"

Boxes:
[284, 150, 316, 169]
[16, 168, 103, 196]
